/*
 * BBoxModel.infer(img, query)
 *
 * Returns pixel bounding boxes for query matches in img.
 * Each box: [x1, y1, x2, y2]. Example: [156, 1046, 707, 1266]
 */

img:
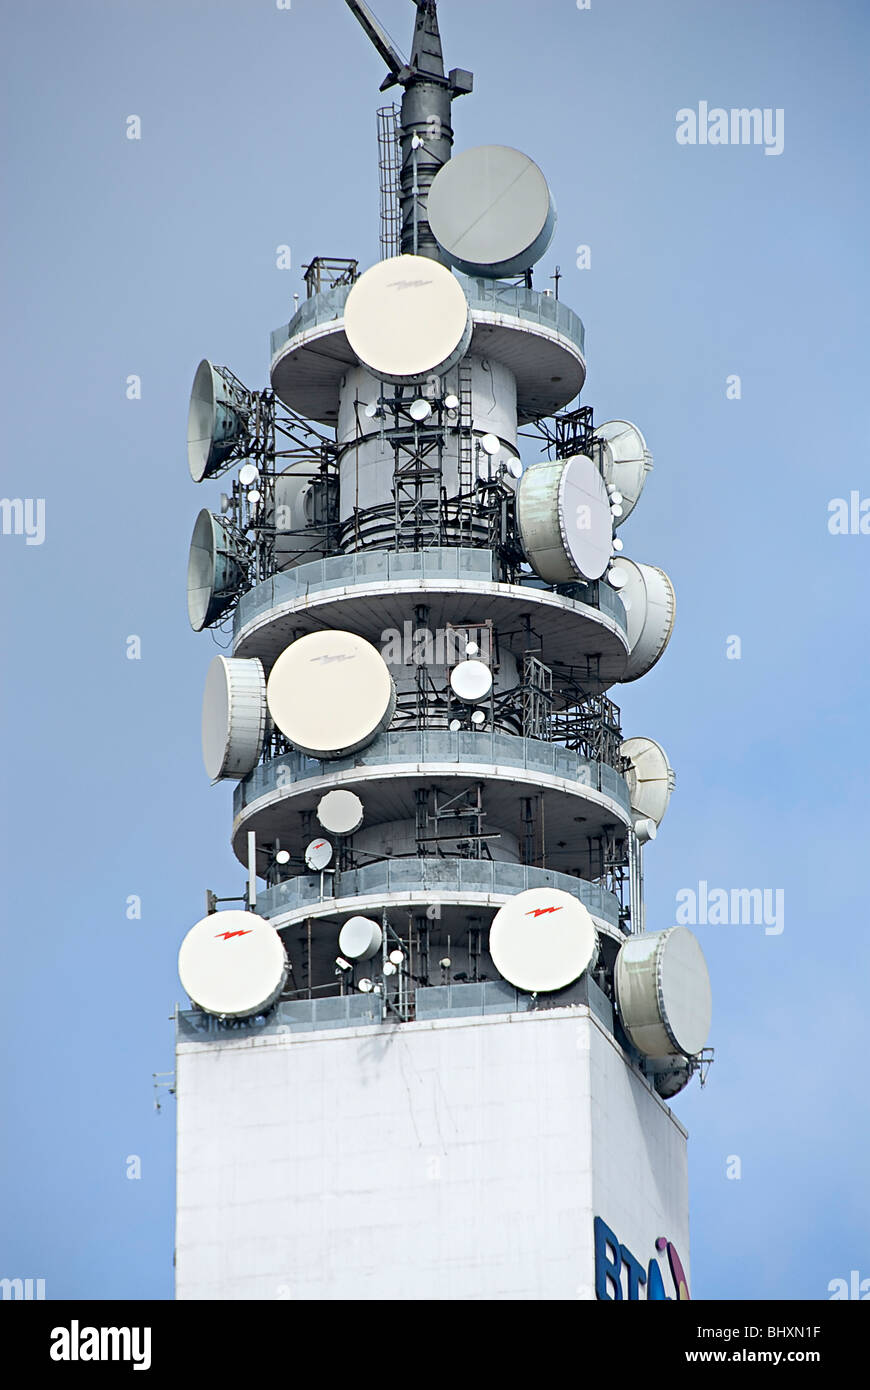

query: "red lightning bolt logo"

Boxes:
[215, 930, 253, 940]
[525, 905, 564, 918]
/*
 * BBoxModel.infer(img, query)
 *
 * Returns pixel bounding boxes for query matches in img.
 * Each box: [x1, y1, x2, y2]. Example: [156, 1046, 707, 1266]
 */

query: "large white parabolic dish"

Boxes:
[201, 656, 267, 781]
[178, 910, 288, 1019]
[187, 509, 249, 632]
[344, 255, 472, 384]
[266, 630, 396, 759]
[594, 420, 653, 526]
[489, 887, 597, 993]
[428, 145, 557, 278]
[611, 558, 676, 680]
[620, 736, 675, 826]
[187, 360, 250, 483]
[517, 455, 613, 584]
[614, 927, 711, 1058]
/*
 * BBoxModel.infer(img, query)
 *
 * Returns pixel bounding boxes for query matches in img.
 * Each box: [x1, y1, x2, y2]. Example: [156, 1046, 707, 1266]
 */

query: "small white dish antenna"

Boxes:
[410, 398, 432, 422]
[344, 255, 472, 384]
[339, 916, 383, 962]
[633, 816, 658, 844]
[612, 537, 624, 552]
[480, 433, 501, 456]
[595, 420, 653, 527]
[239, 463, 259, 487]
[443, 394, 460, 411]
[450, 659, 494, 703]
[201, 655, 267, 781]
[246, 489, 262, 507]
[275, 849, 291, 865]
[614, 559, 676, 680]
[220, 493, 231, 516]
[358, 978, 374, 993]
[266, 630, 396, 758]
[178, 910, 288, 1019]
[304, 838, 334, 871]
[383, 961, 398, 976]
[449, 719, 463, 732]
[614, 927, 712, 1058]
[506, 458, 523, 479]
[317, 790, 365, 836]
[621, 737, 675, 826]
[187, 359, 250, 483]
[187, 509, 249, 632]
[364, 402, 380, 419]
[465, 641, 480, 657]
[607, 566, 629, 590]
[389, 949, 405, 965]
[489, 888, 598, 993]
[470, 709, 487, 726]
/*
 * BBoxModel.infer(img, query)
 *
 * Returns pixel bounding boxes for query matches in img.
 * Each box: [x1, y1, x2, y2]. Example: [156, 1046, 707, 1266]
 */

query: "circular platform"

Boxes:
[232, 554, 629, 694]
[230, 732, 631, 875]
[270, 281, 586, 426]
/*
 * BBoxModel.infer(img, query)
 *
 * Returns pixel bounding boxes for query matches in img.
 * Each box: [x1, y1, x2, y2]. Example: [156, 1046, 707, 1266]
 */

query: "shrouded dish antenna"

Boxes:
[338, 915, 383, 962]
[266, 631, 396, 759]
[614, 927, 712, 1058]
[187, 509, 250, 632]
[620, 736, 675, 827]
[427, 145, 557, 279]
[489, 888, 598, 993]
[201, 656, 267, 781]
[613, 559, 676, 681]
[450, 660, 493, 703]
[187, 360, 251, 483]
[594, 420, 653, 526]
[517, 455, 613, 584]
[316, 789, 365, 836]
[178, 911, 288, 1019]
[344, 255, 472, 384]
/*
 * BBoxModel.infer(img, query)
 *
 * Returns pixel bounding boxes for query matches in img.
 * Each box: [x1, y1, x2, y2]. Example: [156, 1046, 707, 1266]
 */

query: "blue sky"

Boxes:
[1, 0, 867, 1300]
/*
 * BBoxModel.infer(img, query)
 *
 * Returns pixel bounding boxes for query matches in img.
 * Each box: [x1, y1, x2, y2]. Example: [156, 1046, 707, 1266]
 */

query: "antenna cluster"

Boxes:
[176, 0, 712, 1101]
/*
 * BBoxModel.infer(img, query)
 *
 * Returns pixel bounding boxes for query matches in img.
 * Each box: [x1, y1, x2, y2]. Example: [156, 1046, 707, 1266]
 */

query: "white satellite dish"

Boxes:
[506, 458, 523, 480]
[480, 433, 501, 456]
[266, 630, 396, 759]
[443, 393, 460, 411]
[449, 719, 462, 732]
[178, 910, 288, 1018]
[239, 463, 259, 487]
[275, 849, 291, 865]
[614, 558, 676, 680]
[607, 566, 629, 590]
[594, 420, 653, 526]
[470, 709, 487, 726]
[450, 659, 493, 703]
[187, 509, 249, 631]
[409, 398, 432, 422]
[614, 927, 711, 1058]
[338, 915, 383, 962]
[187, 360, 250, 483]
[427, 145, 557, 278]
[344, 255, 472, 384]
[489, 888, 598, 993]
[304, 837, 334, 871]
[516, 455, 612, 584]
[201, 655, 267, 781]
[620, 736, 675, 827]
[316, 789, 365, 836]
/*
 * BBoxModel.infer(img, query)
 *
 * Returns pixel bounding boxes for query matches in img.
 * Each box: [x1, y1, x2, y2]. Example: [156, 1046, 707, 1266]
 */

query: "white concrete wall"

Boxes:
[176, 1007, 687, 1300]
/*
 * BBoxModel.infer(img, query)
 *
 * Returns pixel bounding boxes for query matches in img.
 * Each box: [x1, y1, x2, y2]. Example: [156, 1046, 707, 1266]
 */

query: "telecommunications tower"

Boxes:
[175, 0, 712, 1301]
